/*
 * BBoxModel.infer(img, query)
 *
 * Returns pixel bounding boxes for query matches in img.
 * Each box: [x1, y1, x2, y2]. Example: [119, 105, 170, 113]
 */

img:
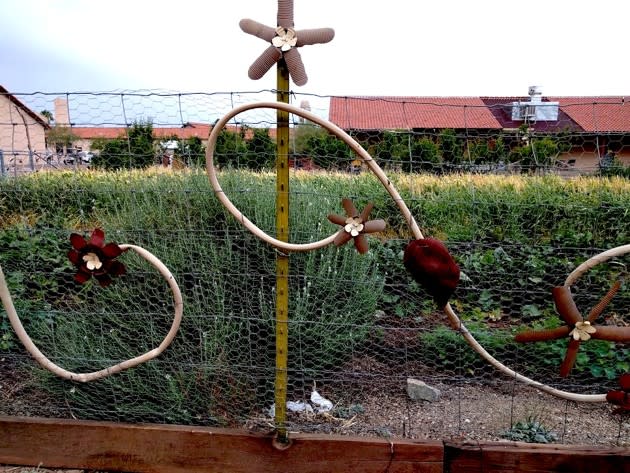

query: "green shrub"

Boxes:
[501, 415, 558, 443]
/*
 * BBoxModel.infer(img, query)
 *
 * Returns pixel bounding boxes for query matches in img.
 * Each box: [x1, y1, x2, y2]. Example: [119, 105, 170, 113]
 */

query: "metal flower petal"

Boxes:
[569, 321, 597, 341]
[272, 27, 297, 51]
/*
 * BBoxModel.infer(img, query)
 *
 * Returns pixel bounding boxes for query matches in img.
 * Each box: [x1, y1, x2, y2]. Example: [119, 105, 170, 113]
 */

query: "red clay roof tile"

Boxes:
[329, 96, 502, 130]
[550, 97, 630, 132]
[330, 95, 629, 133]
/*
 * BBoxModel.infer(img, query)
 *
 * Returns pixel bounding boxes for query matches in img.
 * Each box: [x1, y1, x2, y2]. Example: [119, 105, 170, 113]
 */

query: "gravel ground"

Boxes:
[243, 379, 629, 446]
[2, 353, 628, 447]
[2, 381, 629, 472]
[351, 382, 628, 445]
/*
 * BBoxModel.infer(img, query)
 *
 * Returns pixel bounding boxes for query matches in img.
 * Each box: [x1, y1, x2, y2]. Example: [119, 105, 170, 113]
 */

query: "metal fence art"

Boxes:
[0, 0, 629, 453]
[0, 99, 628, 446]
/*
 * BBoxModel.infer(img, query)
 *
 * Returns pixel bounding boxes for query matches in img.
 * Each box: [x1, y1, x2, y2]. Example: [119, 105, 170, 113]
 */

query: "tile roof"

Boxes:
[72, 123, 216, 140]
[330, 95, 629, 133]
[59, 96, 630, 141]
[550, 97, 630, 132]
[329, 96, 502, 130]
[72, 127, 126, 140]
[71, 123, 278, 141]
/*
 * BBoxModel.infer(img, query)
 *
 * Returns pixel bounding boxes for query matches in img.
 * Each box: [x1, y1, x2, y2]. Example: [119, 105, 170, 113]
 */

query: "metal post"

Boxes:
[0, 150, 5, 177]
[274, 59, 290, 444]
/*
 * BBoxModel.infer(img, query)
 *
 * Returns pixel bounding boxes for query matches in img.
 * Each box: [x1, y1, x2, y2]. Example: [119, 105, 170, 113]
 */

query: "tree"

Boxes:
[91, 121, 155, 170]
[409, 136, 440, 172]
[532, 137, 562, 167]
[245, 128, 275, 170]
[372, 131, 408, 169]
[40, 110, 53, 124]
[293, 122, 323, 153]
[155, 135, 205, 167]
[46, 125, 78, 154]
[438, 129, 463, 167]
[91, 138, 128, 170]
[487, 136, 507, 163]
[467, 139, 490, 163]
[304, 129, 353, 169]
[214, 129, 248, 168]
[182, 136, 205, 167]
[127, 121, 155, 168]
[89, 137, 110, 152]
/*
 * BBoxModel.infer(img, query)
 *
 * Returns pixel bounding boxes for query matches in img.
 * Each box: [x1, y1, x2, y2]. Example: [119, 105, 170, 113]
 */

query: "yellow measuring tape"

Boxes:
[274, 61, 290, 444]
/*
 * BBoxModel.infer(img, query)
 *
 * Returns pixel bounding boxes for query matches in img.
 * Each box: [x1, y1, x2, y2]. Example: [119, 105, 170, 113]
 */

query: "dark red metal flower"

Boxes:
[606, 373, 630, 414]
[68, 228, 126, 287]
[403, 238, 460, 307]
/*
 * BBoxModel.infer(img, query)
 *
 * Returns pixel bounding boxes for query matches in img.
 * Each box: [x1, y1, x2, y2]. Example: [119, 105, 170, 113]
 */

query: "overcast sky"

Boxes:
[1, 0, 628, 99]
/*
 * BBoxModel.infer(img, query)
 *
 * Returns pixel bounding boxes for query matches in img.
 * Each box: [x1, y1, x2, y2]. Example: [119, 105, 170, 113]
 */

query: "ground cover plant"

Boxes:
[0, 169, 628, 425]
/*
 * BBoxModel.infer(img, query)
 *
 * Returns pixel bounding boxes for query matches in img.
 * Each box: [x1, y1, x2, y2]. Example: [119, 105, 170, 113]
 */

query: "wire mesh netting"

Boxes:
[0, 90, 629, 446]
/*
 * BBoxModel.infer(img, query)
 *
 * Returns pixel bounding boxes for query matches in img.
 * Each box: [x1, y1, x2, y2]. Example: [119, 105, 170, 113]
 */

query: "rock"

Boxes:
[373, 310, 386, 319]
[407, 378, 441, 402]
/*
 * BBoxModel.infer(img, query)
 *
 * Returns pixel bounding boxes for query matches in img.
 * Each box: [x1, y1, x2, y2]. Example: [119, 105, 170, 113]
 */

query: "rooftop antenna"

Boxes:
[528, 85, 542, 102]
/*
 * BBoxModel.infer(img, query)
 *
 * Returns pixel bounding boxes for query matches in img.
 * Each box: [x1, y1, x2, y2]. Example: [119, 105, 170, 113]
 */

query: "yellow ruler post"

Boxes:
[274, 59, 290, 443]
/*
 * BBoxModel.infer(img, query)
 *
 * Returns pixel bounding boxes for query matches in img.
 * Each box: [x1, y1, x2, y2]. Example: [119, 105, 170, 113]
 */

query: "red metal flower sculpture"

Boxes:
[515, 281, 630, 377]
[606, 373, 630, 413]
[403, 238, 460, 308]
[327, 198, 386, 254]
[239, 0, 334, 86]
[68, 228, 126, 287]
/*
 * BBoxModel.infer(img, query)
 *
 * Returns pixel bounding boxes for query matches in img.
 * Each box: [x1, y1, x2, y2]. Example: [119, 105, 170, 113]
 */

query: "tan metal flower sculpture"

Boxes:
[515, 280, 630, 377]
[327, 198, 386, 254]
[239, 0, 334, 86]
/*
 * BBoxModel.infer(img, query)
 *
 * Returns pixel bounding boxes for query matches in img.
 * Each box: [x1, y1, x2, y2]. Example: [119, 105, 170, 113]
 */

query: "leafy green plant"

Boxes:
[438, 128, 463, 165]
[92, 121, 155, 170]
[501, 415, 558, 443]
[332, 403, 365, 419]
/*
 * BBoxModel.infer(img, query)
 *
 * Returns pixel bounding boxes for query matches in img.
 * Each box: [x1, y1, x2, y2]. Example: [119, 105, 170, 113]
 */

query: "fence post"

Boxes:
[273, 59, 291, 445]
[0, 150, 4, 177]
[28, 150, 35, 171]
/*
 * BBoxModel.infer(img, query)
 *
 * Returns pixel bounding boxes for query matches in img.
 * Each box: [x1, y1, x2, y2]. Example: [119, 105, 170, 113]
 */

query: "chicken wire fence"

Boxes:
[2, 90, 630, 176]
[0, 90, 629, 446]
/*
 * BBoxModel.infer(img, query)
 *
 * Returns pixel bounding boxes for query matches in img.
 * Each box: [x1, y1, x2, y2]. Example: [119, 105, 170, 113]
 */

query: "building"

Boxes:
[329, 89, 630, 170]
[0, 85, 51, 168]
[70, 122, 214, 153]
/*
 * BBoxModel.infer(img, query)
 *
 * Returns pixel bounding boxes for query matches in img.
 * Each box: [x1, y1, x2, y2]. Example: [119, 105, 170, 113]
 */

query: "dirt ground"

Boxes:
[2, 347, 628, 473]
[2, 351, 628, 447]
[241, 378, 629, 446]
[2, 380, 629, 472]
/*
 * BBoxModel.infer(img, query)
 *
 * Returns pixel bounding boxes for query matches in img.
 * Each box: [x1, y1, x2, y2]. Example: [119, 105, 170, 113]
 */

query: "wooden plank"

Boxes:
[444, 440, 630, 473]
[0, 416, 443, 473]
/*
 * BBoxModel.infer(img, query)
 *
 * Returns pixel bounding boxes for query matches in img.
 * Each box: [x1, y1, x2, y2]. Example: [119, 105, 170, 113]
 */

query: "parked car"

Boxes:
[79, 151, 94, 163]
[63, 151, 94, 164]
